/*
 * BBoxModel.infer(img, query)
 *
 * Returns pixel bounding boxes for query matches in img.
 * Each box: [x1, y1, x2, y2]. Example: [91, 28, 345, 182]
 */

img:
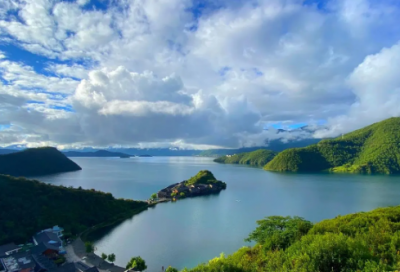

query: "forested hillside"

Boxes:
[185, 205, 400, 272]
[264, 117, 400, 174]
[0, 147, 82, 176]
[0, 175, 148, 244]
[214, 149, 277, 167]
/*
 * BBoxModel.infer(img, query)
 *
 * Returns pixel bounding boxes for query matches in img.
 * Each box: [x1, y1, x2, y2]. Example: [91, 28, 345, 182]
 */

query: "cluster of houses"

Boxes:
[157, 180, 225, 200]
[0, 226, 99, 272]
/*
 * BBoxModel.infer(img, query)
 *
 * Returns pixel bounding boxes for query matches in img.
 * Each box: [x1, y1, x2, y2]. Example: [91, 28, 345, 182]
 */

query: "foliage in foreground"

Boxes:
[85, 241, 94, 253]
[184, 206, 400, 272]
[264, 117, 400, 174]
[0, 175, 147, 244]
[126, 256, 147, 271]
[214, 149, 277, 167]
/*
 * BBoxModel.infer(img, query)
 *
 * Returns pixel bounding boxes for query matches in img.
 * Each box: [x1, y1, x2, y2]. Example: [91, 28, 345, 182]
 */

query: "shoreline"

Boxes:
[80, 205, 150, 241]
[69, 237, 125, 272]
[78, 201, 167, 269]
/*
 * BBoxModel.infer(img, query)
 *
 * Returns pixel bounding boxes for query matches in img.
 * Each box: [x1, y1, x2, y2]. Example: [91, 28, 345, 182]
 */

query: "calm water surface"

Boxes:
[35, 157, 400, 270]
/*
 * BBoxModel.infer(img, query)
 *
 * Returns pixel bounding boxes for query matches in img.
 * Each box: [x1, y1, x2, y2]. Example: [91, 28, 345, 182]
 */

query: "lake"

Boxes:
[35, 157, 400, 271]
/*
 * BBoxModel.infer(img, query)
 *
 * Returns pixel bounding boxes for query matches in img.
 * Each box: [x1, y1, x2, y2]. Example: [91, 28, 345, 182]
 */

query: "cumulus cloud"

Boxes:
[69, 67, 261, 146]
[314, 42, 400, 138]
[0, 0, 400, 148]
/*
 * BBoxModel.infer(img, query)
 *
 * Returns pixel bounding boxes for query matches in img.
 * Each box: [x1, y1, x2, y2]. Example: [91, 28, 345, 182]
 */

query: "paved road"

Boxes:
[65, 238, 125, 272]
[65, 244, 82, 263]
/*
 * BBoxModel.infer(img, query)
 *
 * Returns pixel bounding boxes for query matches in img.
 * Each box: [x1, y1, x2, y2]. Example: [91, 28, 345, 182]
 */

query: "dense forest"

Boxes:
[214, 149, 277, 167]
[185, 205, 400, 272]
[0, 147, 82, 176]
[0, 175, 148, 244]
[264, 117, 400, 174]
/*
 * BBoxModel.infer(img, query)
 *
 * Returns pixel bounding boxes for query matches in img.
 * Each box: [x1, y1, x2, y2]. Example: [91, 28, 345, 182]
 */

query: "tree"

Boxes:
[101, 253, 107, 261]
[179, 192, 185, 198]
[245, 216, 313, 250]
[108, 253, 116, 264]
[85, 242, 94, 253]
[150, 193, 157, 200]
[166, 266, 178, 272]
[126, 256, 147, 271]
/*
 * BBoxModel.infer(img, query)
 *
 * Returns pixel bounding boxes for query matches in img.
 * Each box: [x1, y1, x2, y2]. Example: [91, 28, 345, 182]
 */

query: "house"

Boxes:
[29, 243, 58, 259]
[31, 254, 57, 272]
[49, 262, 99, 272]
[157, 189, 171, 198]
[0, 252, 36, 272]
[36, 227, 63, 239]
[0, 244, 21, 257]
[32, 232, 65, 255]
[197, 184, 209, 190]
[176, 186, 190, 193]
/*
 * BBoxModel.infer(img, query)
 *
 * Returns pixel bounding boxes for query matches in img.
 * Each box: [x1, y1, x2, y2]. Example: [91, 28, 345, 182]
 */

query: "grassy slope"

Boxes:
[214, 149, 277, 167]
[185, 205, 400, 272]
[264, 117, 400, 174]
[0, 147, 82, 176]
[0, 175, 147, 244]
[185, 170, 225, 186]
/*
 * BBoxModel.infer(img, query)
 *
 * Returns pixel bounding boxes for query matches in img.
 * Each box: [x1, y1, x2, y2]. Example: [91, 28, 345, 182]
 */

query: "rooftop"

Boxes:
[0, 252, 35, 272]
[33, 232, 63, 252]
[0, 243, 21, 256]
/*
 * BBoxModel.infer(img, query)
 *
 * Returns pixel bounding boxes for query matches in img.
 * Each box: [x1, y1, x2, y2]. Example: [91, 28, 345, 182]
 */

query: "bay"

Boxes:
[35, 157, 400, 271]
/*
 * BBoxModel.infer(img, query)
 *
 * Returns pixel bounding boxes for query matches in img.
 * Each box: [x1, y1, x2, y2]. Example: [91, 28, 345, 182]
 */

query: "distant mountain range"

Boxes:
[0, 135, 322, 158]
[198, 138, 321, 157]
[0, 147, 81, 176]
[63, 150, 131, 158]
[0, 149, 18, 155]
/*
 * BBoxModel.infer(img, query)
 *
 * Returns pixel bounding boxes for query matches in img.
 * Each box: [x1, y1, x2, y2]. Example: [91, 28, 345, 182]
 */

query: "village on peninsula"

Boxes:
[155, 170, 227, 201]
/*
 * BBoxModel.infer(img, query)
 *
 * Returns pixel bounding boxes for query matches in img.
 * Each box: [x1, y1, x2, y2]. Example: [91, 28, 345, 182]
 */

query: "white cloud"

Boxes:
[0, 0, 400, 148]
[314, 42, 400, 138]
[47, 63, 89, 79]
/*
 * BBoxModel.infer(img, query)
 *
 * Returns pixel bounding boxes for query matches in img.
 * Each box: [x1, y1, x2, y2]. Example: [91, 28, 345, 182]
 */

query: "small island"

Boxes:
[156, 170, 226, 200]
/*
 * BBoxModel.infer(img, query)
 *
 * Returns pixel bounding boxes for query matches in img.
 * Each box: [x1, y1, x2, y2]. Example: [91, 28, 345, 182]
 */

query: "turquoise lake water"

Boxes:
[35, 157, 400, 271]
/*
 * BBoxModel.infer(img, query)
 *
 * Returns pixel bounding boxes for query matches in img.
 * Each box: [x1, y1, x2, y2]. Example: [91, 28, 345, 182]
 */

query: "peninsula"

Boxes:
[0, 147, 82, 176]
[157, 170, 226, 200]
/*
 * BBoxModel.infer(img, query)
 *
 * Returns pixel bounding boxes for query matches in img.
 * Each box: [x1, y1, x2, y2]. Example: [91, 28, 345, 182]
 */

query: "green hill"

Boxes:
[185, 205, 400, 272]
[0, 147, 82, 176]
[0, 174, 148, 244]
[214, 149, 277, 167]
[264, 117, 400, 174]
[185, 170, 225, 187]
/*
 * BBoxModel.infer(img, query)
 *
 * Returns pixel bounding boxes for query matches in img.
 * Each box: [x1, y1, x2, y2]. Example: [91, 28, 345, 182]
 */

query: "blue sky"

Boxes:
[0, 0, 399, 149]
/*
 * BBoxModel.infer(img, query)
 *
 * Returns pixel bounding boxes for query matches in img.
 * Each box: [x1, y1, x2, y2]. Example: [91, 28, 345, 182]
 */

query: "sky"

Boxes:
[0, 0, 400, 149]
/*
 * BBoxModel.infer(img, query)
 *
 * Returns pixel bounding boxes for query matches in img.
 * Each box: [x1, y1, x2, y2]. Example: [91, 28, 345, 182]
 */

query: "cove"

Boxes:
[35, 157, 400, 270]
